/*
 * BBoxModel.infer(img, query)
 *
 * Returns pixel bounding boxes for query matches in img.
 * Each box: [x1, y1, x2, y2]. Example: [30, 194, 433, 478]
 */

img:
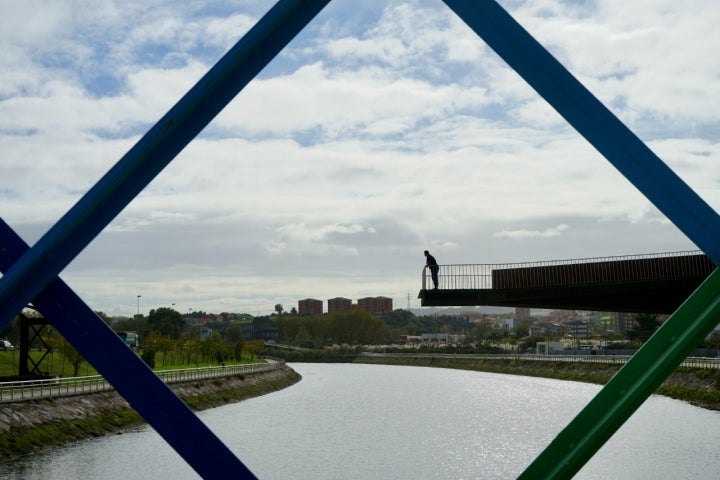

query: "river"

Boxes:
[2, 363, 719, 479]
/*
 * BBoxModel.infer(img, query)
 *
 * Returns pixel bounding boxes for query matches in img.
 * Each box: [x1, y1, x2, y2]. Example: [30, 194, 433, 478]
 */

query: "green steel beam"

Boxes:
[519, 267, 720, 479]
[440, 2, 720, 477]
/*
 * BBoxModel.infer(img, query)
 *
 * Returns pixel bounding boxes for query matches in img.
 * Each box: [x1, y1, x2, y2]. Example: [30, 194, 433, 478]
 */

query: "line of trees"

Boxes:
[11, 304, 713, 372]
[273, 310, 389, 347]
[113, 307, 263, 368]
[1, 307, 265, 376]
[137, 330, 263, 369]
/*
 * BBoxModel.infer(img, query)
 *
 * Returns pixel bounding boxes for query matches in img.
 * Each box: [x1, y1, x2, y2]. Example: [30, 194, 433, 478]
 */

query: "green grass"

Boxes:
[0, 350, 261, 378]
[0, 350, 99, 378]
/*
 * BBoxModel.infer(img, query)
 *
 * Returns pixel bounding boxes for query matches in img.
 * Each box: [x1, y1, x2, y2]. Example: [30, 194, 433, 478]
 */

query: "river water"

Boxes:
[2, 363, 720, 479]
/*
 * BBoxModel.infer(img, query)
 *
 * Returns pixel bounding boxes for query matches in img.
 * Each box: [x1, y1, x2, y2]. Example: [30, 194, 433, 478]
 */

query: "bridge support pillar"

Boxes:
[18, 309, 52, 378]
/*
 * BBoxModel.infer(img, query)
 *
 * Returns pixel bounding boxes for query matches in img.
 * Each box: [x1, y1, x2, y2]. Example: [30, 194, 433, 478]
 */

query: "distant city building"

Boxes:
[375, 296, 393, 314]
[298, 298, 323, 316]
[199, 327, 213, 341]
[241, 324, 279, 341]
[327, 297, 352, 314]
[297, 295, 394, 316]
[200, 313, 219, 324]
[356, 297, 373, 312]
[242, 316, 279, 341]
[515, 307, 531, 320]
[421, 333, 465, 345]
[422, 333, 449, 344]
[567, 320, 590, 338]
[356, 296, 393, 315]
[530, 322, 557, 336]
[508, 317, 531, 330]
[399, 335, 423, 345]
[613, 312, 634, 335]
[536, 341, 564, 355]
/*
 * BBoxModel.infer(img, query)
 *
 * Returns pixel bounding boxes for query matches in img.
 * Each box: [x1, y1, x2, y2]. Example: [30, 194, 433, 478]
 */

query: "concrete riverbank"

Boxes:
[5, 354, 720, 462]
[0, 365, 300, 460]
[354, 354, 720, 410]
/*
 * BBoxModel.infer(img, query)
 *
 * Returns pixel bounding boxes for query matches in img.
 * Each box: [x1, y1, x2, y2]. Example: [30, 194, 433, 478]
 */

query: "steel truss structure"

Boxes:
[1, 1, 718, 478]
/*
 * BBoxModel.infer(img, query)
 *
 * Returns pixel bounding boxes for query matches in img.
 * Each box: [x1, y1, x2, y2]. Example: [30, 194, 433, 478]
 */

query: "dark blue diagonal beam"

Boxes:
[0, 218, 255, 478]
[443, 0, 720, 265]
[0, 0, 332, 329]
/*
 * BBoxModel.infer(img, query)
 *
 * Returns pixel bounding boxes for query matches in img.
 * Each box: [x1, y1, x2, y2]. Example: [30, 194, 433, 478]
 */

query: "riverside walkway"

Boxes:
[420, 251, 715, 313]
[0, 361, 284, 404]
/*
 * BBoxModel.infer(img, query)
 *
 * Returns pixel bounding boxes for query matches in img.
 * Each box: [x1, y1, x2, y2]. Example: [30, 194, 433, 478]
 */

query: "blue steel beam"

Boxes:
[0, 0, 331, 477]
[442, 0, 720, 265]
[0, 218, 255, 478]
[0, 0, 332, 330]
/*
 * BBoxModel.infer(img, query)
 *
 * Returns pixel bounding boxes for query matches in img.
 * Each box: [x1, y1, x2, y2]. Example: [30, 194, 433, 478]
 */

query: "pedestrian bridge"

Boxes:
[419, 251, 715, 313]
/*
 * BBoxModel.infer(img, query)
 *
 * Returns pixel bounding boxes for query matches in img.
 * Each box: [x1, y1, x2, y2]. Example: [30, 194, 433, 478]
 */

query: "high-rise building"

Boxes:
[356, 296, 393, 315]
[298, 298, 323, 316]
[614, 312, 635, 335]
[327, 297, 352, 314]
[375, 296, 393, 314]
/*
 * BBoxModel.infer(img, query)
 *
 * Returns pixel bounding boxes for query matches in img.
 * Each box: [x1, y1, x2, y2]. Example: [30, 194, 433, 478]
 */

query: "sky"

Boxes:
[1, 0, 719, 318]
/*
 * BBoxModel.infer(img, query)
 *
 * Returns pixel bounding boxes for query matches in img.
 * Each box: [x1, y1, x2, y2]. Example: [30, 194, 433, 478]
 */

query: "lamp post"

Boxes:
[137, 295, 142, 316]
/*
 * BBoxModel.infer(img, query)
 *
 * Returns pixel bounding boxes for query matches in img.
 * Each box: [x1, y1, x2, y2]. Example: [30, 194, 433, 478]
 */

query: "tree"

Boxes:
[327, 310, 389, 345]
[142, 331, 174, 367]
[147, 307, 186, 339]
[199, 332, 226, 364]
[113, 315, 149, 336]
[56, 335, 86, 377]
[628, 313, 661, 343]
[274, 304, 284, 315]
[513, 319, 531, 339]
[233, 341, 244, 362]
[245, 340, 265, 360]
[384, 309, 416, 328]
[141, 348, 156, 368]
[468, 319, 494, 343]
[225, 324, 244, 344]
[1, 314, 21, 346]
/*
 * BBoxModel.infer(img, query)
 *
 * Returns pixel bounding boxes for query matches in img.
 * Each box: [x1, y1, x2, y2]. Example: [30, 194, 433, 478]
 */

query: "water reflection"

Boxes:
[2, 363, 719, 479]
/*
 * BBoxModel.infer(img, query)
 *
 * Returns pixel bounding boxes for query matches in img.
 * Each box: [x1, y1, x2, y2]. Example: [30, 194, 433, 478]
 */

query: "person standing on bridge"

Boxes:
[424, 250, 439, 289]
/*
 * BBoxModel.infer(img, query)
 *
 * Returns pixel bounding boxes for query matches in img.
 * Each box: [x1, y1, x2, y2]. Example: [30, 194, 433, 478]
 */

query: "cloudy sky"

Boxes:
[1, 0, 718, 317]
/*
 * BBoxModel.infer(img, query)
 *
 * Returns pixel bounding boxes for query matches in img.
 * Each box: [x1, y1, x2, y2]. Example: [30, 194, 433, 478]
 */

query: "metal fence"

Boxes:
[422, 250, 711, 290]
[0, 360, 284, 403]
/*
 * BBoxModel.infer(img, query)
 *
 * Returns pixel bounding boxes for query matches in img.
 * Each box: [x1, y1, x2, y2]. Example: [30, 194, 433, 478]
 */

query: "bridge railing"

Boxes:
[423, 250, 711, 290]
[0, 360, 284, 403]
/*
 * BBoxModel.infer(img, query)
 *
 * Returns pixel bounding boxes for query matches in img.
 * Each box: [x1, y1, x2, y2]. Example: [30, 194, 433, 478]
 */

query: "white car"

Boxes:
[0, 340, 15, 351]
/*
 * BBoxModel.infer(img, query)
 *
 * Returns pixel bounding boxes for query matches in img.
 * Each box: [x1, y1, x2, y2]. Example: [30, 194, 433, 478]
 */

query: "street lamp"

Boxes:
[137, 295, 142, 316]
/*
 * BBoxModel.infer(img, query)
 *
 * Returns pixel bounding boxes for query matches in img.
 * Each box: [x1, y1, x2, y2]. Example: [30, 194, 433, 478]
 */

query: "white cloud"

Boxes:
[494, 224, 570, 239]
[0, 0, 716, 316]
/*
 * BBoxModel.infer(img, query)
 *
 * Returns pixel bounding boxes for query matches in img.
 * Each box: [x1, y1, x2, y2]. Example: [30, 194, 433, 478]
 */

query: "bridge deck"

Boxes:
[419, 252, 714, 313]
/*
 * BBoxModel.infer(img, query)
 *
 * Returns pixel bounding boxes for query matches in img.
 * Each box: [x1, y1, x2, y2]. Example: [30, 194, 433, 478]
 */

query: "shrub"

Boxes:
[141, 348, 156, 369]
